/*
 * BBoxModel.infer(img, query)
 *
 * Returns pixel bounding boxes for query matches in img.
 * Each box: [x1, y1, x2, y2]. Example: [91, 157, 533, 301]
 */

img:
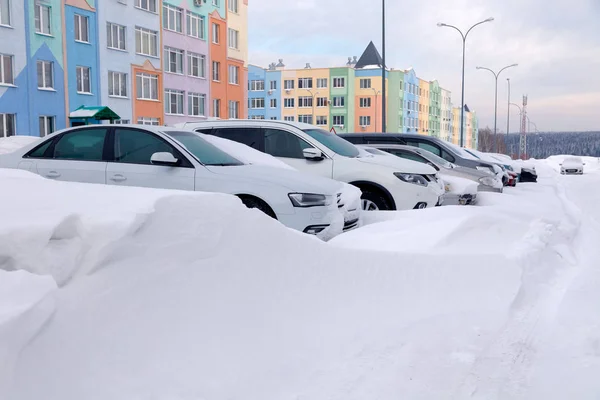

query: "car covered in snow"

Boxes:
[176, 120, 445, 211]
[0, 125, 359, 240]
[560, 156, 584, 175]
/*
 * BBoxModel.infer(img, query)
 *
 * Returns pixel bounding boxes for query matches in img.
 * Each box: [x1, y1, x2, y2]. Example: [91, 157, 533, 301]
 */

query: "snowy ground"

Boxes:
[2, 154, 600, 399]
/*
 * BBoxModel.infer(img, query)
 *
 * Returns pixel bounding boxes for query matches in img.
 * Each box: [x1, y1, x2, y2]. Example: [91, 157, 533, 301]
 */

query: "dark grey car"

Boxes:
[339, 133, 498, 175]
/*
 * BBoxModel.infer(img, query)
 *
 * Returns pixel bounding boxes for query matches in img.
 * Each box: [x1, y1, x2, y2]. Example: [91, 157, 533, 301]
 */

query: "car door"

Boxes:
[31, 126, 109, 184]
[105, 127, 195, 190]
[261, 127, 334, 178]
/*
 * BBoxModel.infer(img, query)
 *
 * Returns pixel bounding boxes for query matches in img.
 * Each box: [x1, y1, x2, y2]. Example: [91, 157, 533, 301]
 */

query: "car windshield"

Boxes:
[163, 131, 244, 166]
[302, 129, 360, 158]
[566, 157, 581, 163]
[413, 148, 453, 168]
[446, 142, 480, 160]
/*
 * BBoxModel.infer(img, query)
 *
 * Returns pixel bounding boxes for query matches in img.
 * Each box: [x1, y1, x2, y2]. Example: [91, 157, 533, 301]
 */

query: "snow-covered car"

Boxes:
[360, 144, 503, 194]
[463, 148, 511, 186]
[560, 156, 584, 175]
[0, 125, 357, 240]
[176, 120, 445, 211]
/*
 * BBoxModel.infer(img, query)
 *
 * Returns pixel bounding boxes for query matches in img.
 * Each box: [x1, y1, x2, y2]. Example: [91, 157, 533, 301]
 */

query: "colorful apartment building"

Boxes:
[247, 42, 479, 147]
[0, 0, 248, 137]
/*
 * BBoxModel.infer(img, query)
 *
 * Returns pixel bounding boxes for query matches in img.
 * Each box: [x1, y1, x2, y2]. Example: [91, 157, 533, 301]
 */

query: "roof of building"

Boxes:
[69, 106, 120, 120]
[354, 41, 384, 69]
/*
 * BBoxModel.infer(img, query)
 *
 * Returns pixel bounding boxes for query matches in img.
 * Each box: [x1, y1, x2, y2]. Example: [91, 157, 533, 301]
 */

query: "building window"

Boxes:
[108, 71, 127, 97]
[107, 22, 126, 50]
[1, 0, 11, 26]
[36, 60, 53, 89]
[332, 96, 344, 107]
[399, 81, 403, 90]
[164, 89, 184, 115]
[164, 47, 184, 74]
[227, 0, 238, 13]
[332, 77, 345, 88]
[316, 116, 327, 125]
[39, 116, 55, 137]
[136, 72, 158, 100]
[249, 80, 265, 91]
[270, 80, 277, 90]
[212, 23, 219, 44]
[284, 79, 294, 90]
[74, 14, 89, 43]
[228, 28, 239, 50]
[212, 61, 220, 81]
[186, 11, 205, 39]
[0, 53, 13, 86]
[316, 78, 327, 88]
[163, 4, 182, 33]
[76, 66, 91, 93]
[298, 96, 312, 108]
[135, 0, 157, 13]
[228, 65, 239, 84]
[298, 78, 313, 89]
[228, 100, 239, 119]
[298, 115, 312, 124]
[283, 98, 294, 108]
[188, 92, 206, 116]
[359, 78, 371, 89]
[333, 115, 344, 126]
[284, 116, 294, 122]
[249, 98, 265, 109]
[359, 116, 371, 126]
[213, 99, 220, 117]
[270, 98, 277, 108]
[212, 0, 219, 6]
[34, 4, 51, 35]
[316, 97, 327, 107]
[135, 27, 158, 57]
[187, 52, 206, 78]
[359, 98, 371, 108]
[137, 117, 160, 125]
[0, 113, 15, 137]
[114, 119, 130, 124]
[270, 117, 277, 120]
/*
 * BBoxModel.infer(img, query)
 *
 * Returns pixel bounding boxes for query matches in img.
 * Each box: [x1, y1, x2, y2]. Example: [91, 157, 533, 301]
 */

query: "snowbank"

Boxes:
[2, 167, 524, 400]
[0, 136, 40, 155]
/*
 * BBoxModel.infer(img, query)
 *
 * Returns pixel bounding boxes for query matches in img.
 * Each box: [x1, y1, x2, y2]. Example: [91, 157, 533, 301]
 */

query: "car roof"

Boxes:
[176, 119, 320, 131]
[338, 133, 435, 140]
[359, 144, 417, 151]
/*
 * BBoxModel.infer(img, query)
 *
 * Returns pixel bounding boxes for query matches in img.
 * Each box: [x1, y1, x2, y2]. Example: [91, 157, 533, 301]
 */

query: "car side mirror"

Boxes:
[151, 152, 179, 166]
[303, 148, 324, 161]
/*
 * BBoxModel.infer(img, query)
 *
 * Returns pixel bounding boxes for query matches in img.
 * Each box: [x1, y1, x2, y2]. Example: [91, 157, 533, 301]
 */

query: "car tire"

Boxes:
[238, 196, 277, 219]
[361, 190, 391, 211]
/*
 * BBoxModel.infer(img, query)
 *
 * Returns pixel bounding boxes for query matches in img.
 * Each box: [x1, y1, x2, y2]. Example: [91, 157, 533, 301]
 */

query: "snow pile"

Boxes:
[0, 136, 40, 155]
[441, 174, 478, 196]
[2, 168, 524, 400]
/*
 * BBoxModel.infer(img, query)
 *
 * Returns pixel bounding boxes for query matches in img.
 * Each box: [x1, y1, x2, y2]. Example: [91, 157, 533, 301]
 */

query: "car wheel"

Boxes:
[360, 190, 391, 211]
[239, 196, 277, 219]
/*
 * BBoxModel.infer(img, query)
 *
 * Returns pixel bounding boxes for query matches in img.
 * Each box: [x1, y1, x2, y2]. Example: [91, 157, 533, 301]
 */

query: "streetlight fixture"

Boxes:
[306, 88, 319, 125]
[382, 0, 386, 132]
[506, 78, 511, 140]
[476, 63, 518, 152]
[437, 17, 494, 147]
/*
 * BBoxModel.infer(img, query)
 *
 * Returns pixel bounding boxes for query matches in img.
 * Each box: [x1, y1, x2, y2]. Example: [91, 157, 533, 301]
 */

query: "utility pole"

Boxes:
[381, 0, 386, 132]
[506, 78, 511, 154]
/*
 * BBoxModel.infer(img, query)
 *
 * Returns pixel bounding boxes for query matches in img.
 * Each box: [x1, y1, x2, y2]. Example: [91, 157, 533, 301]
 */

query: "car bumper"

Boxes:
[477, 183, 503, 193]
[441, 193, 477, 206]
[278, 204, 344, 241]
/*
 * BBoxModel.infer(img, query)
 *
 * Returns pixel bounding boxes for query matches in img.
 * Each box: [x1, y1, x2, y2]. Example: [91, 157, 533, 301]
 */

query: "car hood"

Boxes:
[562, 161, 582, 168]
[449, 165, 492, 179]
[204, 164, 343, 195]
[355, 153, 436, 174]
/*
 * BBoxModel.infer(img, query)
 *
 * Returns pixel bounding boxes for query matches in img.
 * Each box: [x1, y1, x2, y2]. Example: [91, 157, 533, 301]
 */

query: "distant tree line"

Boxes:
[477, 129, 600, 159]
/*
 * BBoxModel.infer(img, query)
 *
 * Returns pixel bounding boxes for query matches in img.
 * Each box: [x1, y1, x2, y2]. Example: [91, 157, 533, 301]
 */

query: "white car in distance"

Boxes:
[0, 125, 356, 240]
[176, 120, 445, 211]
[560, 156, 584, 175]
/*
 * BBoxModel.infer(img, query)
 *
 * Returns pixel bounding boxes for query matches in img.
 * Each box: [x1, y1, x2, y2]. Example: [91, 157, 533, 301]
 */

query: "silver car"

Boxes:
[360, 144, 504, 193]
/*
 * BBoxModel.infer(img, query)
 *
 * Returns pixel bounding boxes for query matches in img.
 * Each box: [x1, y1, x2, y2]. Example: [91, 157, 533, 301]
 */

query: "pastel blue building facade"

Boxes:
[403, 68, 418, 134]
[248, 64, 281, 120]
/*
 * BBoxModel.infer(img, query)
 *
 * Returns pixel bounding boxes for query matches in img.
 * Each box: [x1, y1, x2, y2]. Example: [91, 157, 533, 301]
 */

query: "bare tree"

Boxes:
[478, 127, 506, 153]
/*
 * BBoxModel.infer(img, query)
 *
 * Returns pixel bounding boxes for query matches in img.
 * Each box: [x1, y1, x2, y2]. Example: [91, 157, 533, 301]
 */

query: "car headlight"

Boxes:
[444, 183, 451, 193]
[288, 193, 331, 207]
[476, 166, 494, 174]
[479, 176, 496, 187]
[394, 173, 428, 187]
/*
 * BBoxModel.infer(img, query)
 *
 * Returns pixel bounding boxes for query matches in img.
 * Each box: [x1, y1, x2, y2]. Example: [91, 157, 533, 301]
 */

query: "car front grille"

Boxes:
[343, 217, 360, 231]
[337, 193, 343, 208]
[566, 169, 578, 173]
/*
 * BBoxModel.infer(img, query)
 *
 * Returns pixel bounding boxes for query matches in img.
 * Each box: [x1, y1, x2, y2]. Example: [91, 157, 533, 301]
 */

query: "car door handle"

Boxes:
[46, 171, 61, 178]
[109, 174, 127, 182]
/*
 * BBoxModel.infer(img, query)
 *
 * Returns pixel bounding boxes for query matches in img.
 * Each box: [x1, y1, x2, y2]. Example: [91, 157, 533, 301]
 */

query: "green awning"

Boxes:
[69, 106, 120, 121]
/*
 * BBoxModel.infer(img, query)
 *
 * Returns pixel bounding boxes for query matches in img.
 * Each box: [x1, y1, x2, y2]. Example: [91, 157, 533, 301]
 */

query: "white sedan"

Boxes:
[560, 156, 584, 175]
[0, 125, 354, 240]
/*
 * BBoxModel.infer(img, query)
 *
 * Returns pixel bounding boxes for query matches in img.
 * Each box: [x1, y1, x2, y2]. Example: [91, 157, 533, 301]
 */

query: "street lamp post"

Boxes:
[476, 63, 518, 152]
[372, 88, 381, 131]
[382, 0, 386, 132]
[509, 102, 522, 156]
[307, 89, 319, 125]
[437, 17, 494, 147]
[506, 78, 511, 141]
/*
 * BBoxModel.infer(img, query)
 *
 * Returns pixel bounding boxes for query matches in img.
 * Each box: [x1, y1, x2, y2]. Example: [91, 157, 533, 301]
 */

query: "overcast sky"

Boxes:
[248, 0, 600, 132]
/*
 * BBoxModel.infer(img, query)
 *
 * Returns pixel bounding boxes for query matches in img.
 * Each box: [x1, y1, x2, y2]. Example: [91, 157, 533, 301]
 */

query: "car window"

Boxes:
[406, 140, 442, 157]
[211, 127, 262, 151]
[441, 149, 455, 163]
[365, 137, 405, 145]
[26, 139, 54, 158]
[387, 149, 428, 164]
[264, 128, 312, 158]
[302, 129, 359, 158]
[52, 128, 108, 161]
[340, 136, 364, 144]
[164, 131, 243, 166]
[114, 128, 179, 165]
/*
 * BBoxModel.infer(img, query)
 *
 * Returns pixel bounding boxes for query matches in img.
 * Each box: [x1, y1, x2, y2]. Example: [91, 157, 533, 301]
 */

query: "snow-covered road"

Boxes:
[2, 157, 600, 399]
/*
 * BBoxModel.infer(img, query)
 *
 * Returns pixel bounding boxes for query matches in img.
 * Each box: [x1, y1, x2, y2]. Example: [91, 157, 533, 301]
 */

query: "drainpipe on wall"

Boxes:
[62, 2, 70, 127]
